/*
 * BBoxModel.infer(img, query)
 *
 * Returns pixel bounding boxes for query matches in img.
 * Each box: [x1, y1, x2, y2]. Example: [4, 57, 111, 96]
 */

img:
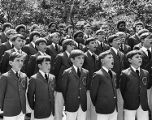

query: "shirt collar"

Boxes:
[73, 65, 78, 73]
[102, 66, 109, 73]
[88, 50, 93, 56]
[9, 40, 12, 46]
[131, 65, 140, 73]
[111, 47, 118, 54]
[11, 68, 20, 74]
[141, 46, 149, 56]
[52, 43, 56, 48]
[14, 47, 22, 53]
[31, 41, 35, 48]
[39, 70, 48, 78]
[38, 51, 46, 55]
[65, 51, 70, 57]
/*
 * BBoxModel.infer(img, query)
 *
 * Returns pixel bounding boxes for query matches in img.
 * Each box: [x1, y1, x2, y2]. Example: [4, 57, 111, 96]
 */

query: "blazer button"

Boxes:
[114, 96, 116, 99]
[79, 88, 81, 90]
[78, 96, 80, 99]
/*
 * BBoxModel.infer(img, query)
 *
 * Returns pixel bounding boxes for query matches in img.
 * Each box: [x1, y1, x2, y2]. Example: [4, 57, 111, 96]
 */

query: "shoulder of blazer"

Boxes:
[82, 68, 89, 74]
[141, 68, 148, 75]
[122, 67, 131, 75]
[49, 74, 55, 80]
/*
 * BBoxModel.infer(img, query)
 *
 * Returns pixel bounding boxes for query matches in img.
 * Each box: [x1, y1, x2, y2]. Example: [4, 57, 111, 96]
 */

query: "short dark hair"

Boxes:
[48, 22, 57, 29]
[29, 31, 40, 42]
[117, 21, 126, 29]
[85, 37, 96, 45]
[2, 22, 12, 32]
[35, 38, 47, 46]
[99, 50, 112, 61]
[73, 30, 84, 40]
[9, 52, 24, 62]
[36, 55, 51, 65]
[133, 21, 144, 32]
[62, 39, 76, 51]
[108, 34, 119, 44]
[126, 50, 142, 60]
[11, 34, 24, 42]
[15, 24, 26, 33]
[70, 49, 85, 59]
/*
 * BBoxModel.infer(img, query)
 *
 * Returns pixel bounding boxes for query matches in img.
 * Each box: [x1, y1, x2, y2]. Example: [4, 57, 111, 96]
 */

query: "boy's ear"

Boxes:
[37, 64, 41, 69]
[9, 61, 13, 66]
[128, 58, 132, 63]
[70, 58, 74, 63]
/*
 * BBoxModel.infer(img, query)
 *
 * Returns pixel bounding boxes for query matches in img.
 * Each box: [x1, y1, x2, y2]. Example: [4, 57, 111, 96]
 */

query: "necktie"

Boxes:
[108, 70, 112, 79]
[45, 73, 48, 82]
[16, 72, 19, 79]
[55, 44, 58, 52]
[11, 44, 14, 48]
[136, 70, 140, 77]
[120, 44, 123, 51]
[77, 68, 81, 78]
[92, 53, 96, 62]
[147, 49, 151, 59]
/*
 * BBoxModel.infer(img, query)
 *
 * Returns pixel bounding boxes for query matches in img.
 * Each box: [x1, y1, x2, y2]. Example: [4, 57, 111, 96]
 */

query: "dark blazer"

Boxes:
[95, 41, 110, 55]
[53, 52, 72, 92]
[27, 72, 55, 119]
[127, 34, 140, 50]
[120, 67, 151, 110]
[119, 44, 131, 54]
[61, 67, 89, 112]
[0, 69, 27, 116]
[22, 43, 37, 56]
[83, 51, 100, 90]
[0, 41, 12, 61]
[90, 68, 117, 114]
[140, 49, 152, 80]
[46, 44, 62, 73]
[110, 48, 125, 88]
[0, 32, 8, 43]
[0, 49, 28, 74]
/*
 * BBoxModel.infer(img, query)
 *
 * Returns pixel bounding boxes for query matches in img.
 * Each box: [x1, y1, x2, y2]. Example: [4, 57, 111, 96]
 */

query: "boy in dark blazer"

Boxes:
[27, 55, 55, 120]
[0, 52, 27, 120]
[0, 34, 28, 74]
[61, 49, 89, 120]
[83, 37, 100, 120]
[120, 50, 151, 120]
[53, 39, 76, 120]
[27, 38, 48, 77]
[90, 50, 117, 120]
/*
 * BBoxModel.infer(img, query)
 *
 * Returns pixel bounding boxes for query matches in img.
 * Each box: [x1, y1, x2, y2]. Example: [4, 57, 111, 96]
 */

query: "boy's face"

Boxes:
[33, 35, 40, 42]
[12, 37, 24, 50]
[71, 55, 84, 68]
[118, 34, 126, 44]
[110, 37, 121, 49]
[84, 27, 92, 34]
[68, 27, 73, 34]
[101, 54, 114, 69]
[96, 33, 105, 42]
[37, 42, 47, 52]
[129, 54, 142, 68]
[52, 34, 60, 44]
[9, 57, 24, 72]
[87, 41, 96, 52]
[67, 44, 75, 53]
[143, 37, 152, 48]
[38, 60, 51, 73]
[136, 25, 143, 33]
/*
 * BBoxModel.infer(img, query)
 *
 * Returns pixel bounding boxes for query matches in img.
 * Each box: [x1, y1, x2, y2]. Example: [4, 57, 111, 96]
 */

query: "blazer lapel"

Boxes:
[71, 67, 79, 79]
[37, 72, 48, 83]
[130, 67, 139, 78]
[8, 69, 18, 81]
[101, 68, 111, 80]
